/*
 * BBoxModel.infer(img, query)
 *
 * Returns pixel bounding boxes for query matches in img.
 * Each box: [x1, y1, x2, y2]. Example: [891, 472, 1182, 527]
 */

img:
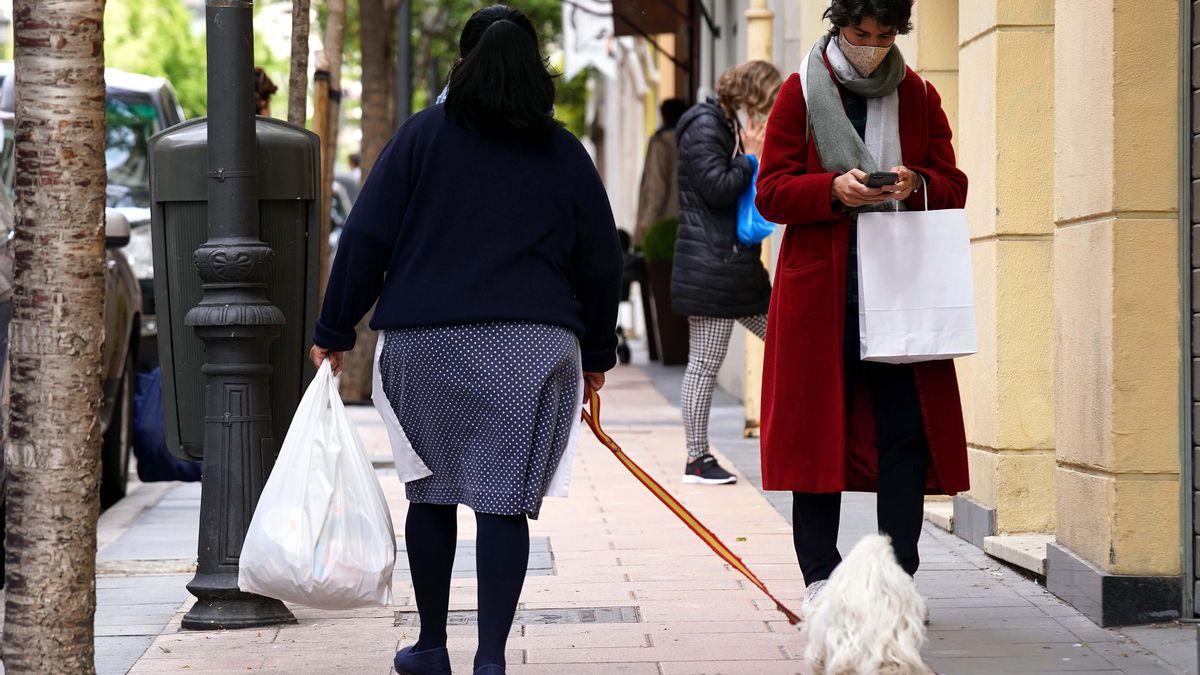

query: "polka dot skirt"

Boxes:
[379, 322, 581, 520]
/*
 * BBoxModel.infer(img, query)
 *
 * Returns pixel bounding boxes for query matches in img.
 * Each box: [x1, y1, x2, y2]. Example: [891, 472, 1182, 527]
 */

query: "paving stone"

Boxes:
[1086, 640, 1183, 674]
[95, 636, 155, 675]
[94, 624, 173, 638]
[657, 661, 808, 675]
[127, 655, 267, 673]
[521, 621, 774, 636]
[507, 665, 660, 675]
[925, 627, 1079, 646]
[1053, 614, 1132, 644]
[925, 652, 1117, 673]
[525, 643, 787, 663]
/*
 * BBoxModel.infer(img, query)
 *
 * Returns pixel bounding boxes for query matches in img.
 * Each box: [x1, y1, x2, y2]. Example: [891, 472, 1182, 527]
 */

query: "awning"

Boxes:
[611, 0, 689, 38]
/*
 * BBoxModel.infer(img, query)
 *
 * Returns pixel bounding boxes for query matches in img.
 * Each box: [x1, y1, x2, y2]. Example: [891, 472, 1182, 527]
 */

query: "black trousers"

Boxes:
[791, 302, 931, 585]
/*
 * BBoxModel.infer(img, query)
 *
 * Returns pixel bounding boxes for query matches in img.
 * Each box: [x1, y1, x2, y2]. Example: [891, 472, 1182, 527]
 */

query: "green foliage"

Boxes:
[105, 0, 207, 118]
[642, 217, 678, 263]
[556, 69, 590, 139]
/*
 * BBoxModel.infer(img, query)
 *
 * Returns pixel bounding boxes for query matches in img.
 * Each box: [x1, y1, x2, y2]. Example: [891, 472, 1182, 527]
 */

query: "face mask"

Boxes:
[839, 32, 892, 77]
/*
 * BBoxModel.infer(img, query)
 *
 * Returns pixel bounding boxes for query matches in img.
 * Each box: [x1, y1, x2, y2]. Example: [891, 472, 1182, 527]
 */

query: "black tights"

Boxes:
[405, 503, 530, 669]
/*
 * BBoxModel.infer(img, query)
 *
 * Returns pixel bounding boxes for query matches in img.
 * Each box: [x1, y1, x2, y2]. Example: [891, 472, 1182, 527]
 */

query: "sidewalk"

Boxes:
[70, 361, 1196, 674]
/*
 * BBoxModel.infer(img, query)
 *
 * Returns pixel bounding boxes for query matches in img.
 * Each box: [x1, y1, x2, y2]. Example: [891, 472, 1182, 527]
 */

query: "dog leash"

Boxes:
[581, 387, 801, 625]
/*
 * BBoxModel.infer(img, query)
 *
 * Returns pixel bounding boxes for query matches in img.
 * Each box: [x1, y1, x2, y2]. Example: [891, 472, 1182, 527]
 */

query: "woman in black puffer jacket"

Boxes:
[672, 60, 781, 486]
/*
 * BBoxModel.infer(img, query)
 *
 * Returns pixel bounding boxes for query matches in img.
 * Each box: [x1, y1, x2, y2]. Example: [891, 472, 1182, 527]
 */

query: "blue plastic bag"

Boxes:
[133, 368, 203, 483]
[737, 155, 776, 246]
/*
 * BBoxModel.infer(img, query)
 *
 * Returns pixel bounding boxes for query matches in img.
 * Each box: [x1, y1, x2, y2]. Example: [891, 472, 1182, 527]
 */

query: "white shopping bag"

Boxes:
[238, 361, 396, 609]
[856, 200, 977, 364]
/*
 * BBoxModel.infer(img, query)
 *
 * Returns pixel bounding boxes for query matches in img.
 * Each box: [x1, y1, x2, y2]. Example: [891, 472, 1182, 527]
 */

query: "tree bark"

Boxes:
[340, 0, 399, 401]
[359, 0, 397, 176]
[287, 0, 311, 127]
[4, 0, 107, 672]
[317, 0, 346, 294]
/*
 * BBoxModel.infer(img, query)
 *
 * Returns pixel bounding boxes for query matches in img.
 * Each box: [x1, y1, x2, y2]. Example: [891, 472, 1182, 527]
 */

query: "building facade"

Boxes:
[589, 0, 1191, 625]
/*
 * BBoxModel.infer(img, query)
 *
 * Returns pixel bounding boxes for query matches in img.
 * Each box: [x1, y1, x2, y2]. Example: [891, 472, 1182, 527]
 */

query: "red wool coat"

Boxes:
[754, 63, 971, 495]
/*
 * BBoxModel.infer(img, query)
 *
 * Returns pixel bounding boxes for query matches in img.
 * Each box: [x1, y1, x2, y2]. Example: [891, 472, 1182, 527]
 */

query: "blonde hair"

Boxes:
[717, 61, 783, 121]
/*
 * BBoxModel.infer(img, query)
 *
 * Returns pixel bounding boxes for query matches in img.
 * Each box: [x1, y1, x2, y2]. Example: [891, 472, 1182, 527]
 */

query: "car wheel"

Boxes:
[100, 349, 134, 510]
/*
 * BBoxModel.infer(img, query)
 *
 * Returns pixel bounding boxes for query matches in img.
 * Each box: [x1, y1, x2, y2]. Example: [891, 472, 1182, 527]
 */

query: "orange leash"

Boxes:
[581, 387, 801, 625]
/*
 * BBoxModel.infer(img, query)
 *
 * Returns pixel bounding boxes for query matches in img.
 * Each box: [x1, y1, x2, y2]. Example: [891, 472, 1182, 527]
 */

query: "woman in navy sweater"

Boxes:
[309, 6, 623, 674]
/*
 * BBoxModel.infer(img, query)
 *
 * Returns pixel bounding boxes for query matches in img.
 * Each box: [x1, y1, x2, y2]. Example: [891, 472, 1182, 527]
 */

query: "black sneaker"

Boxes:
[683, 455, 738, 485]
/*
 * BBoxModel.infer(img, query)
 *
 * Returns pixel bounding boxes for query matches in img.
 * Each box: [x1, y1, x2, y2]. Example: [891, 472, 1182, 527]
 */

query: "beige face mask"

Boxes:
[839, 32, 891, 77]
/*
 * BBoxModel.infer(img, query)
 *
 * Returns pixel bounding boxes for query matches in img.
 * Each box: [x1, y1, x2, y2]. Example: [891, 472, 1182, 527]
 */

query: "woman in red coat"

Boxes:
[755, 0, 969, 596]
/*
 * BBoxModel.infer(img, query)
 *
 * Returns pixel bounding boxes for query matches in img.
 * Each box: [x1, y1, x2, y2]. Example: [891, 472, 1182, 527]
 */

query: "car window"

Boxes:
[105, 95, 160, 209]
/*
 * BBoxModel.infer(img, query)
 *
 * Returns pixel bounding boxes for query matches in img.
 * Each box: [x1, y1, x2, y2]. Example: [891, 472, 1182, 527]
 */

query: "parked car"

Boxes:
[0, 66, 186, 367]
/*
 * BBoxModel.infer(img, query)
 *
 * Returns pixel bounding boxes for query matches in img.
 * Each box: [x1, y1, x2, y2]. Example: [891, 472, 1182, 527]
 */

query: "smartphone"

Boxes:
[865, 171, 899, 188]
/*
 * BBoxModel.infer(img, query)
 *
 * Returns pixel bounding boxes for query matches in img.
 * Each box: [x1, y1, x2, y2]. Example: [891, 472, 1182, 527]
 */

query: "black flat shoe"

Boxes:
[473, 666, 504, 675]
[393, 644, 452, 675]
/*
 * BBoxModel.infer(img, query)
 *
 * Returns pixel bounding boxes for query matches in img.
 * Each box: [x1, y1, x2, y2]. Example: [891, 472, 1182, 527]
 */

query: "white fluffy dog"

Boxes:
[802, 534, 928, 675]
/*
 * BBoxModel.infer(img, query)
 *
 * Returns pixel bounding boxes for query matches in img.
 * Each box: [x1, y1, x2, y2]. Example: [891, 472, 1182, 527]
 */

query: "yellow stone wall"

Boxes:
[955, 0, 1057, 535]
[1053, 0, 1181, 576]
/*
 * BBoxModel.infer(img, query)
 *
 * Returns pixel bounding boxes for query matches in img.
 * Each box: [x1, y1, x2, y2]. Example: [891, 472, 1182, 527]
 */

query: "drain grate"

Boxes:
[394, 606, 640, 627]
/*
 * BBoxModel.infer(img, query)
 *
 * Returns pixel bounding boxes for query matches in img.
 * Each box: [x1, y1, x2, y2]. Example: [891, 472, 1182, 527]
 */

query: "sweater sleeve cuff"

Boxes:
[312, 320, 358, 352]
[581, 347, 617, 373]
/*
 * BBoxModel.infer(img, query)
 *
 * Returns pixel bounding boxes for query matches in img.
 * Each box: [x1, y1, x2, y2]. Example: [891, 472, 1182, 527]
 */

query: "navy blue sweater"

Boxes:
[313, 107, 624, 373]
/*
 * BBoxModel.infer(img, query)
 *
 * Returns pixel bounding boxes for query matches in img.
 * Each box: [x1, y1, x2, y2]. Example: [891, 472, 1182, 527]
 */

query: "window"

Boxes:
[105, 94, 161, 210]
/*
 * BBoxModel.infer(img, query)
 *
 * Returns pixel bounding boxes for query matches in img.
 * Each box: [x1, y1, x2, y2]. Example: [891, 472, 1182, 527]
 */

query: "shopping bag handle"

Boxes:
[581, 385, 801, 625]
[889, 174, 929, 213]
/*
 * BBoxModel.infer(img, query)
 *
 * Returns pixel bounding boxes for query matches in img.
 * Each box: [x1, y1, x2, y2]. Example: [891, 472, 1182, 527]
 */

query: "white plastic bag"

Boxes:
[238, 361, 396, 609]
[857, 200, 978, 364]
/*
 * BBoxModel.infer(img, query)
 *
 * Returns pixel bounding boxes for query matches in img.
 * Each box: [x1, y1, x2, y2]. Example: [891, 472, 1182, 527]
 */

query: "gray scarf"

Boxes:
[804, 33, 906, 181]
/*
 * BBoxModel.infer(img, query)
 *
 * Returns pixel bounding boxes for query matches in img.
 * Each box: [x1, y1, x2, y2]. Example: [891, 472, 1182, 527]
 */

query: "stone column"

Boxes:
[1048, 0, 1182, 627]
[953, 1, 1058, 546]
[742, 0, 774, 437]
[897, 0, 959, 136]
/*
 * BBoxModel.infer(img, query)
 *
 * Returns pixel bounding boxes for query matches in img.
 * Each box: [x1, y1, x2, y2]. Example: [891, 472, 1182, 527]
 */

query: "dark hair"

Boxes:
[253, 67, 277, 115]
[660, 99, 688, 129]
[824, 0, 914, 35]
[445, 5, 557, 136]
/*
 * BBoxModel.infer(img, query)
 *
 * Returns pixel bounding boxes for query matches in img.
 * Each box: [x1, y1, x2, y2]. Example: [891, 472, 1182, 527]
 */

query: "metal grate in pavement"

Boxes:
[394, 606, 641, 627]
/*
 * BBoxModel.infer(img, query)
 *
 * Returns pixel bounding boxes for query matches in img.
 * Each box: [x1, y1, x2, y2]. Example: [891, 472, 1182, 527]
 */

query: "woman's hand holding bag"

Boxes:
[238, 361, 397, 609]
[737, 155, 777, 246]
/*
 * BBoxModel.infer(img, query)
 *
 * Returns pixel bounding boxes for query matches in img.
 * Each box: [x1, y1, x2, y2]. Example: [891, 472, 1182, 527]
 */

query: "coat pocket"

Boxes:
[782, 256, 829, 275]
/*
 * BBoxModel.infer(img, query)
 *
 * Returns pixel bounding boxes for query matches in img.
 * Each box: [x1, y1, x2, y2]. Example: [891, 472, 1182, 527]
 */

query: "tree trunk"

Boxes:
[315, 0, 346, 297]
[3, 0, 107, 672]
[359, 0, 397, 176]
[287, 0, 311, 127]
[340, 0, 399, 401]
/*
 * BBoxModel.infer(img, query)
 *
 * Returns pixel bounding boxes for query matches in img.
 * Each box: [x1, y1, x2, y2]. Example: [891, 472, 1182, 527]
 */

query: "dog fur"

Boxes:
[802, 534, 928, 674]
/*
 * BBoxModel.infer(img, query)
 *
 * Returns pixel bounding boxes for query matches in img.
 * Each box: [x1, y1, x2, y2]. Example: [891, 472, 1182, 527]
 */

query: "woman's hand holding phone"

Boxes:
[881, 165, 918, 201]
[739, 114, 766, 157]
[832, 166, 919, 207]
[832, 169, 891, 208]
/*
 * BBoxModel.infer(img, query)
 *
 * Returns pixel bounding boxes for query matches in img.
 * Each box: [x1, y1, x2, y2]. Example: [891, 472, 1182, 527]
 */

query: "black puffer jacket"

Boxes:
[671, 100, 771, 318]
